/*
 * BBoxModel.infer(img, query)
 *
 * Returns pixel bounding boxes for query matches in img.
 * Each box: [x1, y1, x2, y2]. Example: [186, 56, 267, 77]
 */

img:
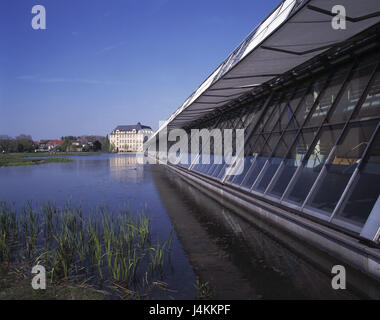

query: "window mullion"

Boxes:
[329, 121, 380, 222]
[280, 69, 342, 201]
[221, 93, 274, 182]
[301, 63, 358, 209]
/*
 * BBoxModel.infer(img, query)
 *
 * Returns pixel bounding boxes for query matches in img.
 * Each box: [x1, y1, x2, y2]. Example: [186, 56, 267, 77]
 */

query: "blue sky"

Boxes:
[0, 0, 280, 140]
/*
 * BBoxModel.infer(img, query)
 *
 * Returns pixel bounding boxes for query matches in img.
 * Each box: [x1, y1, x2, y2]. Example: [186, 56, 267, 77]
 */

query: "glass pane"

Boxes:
[208, 154, 223, 176]
[277, 87, 307, 131]
[273, 130, 297, 158]
[252, 133, 282, 191]
[179, 153, 192, 168]
[334, 128, 380, 226]
[241, 156, 268, 189]
[244, 99, 264, 128]
[256, 96, 280, 133]
[201, 162, 213, 174]
[328, 61, 375, 123]
[217, 162, 231, 180]
[230, 156, 256, 185]
[264, 93, 293, 133]
[304, 66, 351, 127]
[251, 134, 266, 156]
[355, 67, 380, 119]
[262, 133, 281, 157]
[293, 75, 328, 128]
[258, 133, 271, 156]
[211, 161, 225, 178]
[230, 133, 265, 185]
[268, 129, 316, 197]
[255, 157, 282, 192]
[228, 109, 246, 129]
[306, 121, 378, 214]
[285, 125, 343, 204]
[217, 149, 238, 180]
[192, 158, 203, 172]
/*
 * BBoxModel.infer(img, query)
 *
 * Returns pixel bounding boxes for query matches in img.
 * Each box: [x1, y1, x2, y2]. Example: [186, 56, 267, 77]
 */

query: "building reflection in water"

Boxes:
[151, 166, 380, 299]
[109, 154, 144, 183]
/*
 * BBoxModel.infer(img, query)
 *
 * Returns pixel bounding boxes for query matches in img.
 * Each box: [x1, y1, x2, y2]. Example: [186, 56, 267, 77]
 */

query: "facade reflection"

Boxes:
[109, 154, 144, 183]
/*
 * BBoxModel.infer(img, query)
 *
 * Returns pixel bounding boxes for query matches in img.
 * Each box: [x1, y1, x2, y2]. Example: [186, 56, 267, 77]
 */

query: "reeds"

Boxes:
[0, 200, 173, 296]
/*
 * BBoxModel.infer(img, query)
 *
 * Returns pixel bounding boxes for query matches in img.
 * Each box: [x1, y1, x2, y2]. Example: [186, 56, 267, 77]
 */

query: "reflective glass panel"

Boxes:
[244, 99, 264, 128]
[304, 66, 351, 128]
[253, 133, 281, 191]
[256, 96, 280, 133]
[239, 135, 267, 188]
[241, 156, 268, 189]
[333, 128, 380, 227]
[275, 87, 306, 132]
[306, 121, 378, 214]
[355, 67, 380, 119]
[268, 129, 316, 197]
[285, 125, 343, 204]
[263, 93, 292, 133]
[229, 156, 256, 184]
[293, 75, 329, 128]
[328, 61, 375, 123]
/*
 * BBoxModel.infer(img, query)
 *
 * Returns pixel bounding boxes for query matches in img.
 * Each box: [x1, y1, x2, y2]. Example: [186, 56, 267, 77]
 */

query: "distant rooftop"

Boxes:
[112, 122, 152, 132]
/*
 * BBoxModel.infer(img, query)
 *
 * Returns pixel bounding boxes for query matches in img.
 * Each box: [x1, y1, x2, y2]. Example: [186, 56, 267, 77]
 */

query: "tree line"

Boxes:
[0, 134, 112, 153]
[0, 134, 35, 153]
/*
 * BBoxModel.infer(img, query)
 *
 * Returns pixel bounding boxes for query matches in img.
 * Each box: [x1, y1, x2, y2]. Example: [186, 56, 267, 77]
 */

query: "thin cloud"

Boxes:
[96, 41, 125, 55]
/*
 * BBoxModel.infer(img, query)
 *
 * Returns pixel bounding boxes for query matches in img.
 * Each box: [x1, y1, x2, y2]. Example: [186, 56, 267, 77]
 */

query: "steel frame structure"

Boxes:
[148, 1, 380, 243]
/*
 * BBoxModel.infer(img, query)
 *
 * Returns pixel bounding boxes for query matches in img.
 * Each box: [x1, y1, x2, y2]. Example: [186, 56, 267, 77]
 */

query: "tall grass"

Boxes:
[0, 200, 173, 296]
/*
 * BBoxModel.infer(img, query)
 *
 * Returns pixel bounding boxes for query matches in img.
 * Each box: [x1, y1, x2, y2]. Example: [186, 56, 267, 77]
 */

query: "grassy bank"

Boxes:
[0, 201, 173, 299]
[0, 154, 72, 167]
[0, 152, 103, 167]
[0, 264, 105, 300]
[19, 152, 101, 157]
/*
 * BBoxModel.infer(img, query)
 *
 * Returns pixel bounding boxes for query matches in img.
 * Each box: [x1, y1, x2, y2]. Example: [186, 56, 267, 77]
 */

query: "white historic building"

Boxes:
[109, 122, 153, 152]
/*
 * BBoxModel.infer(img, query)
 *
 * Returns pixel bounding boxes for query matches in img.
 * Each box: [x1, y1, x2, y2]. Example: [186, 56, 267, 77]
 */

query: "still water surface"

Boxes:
[0, 154, 379, 299]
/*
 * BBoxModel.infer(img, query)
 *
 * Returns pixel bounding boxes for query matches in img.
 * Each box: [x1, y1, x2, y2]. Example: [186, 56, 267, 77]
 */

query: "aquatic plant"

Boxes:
[0, 200, 174, 298]
[194, 279, 214, 299]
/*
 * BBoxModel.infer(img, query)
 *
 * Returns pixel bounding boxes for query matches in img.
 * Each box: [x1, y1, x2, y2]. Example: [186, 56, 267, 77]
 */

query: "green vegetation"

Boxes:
[0, 134, 109, 154]
[102, 134, 111, 152]
[0, 201, 173, 299]
[194, 279, 214, 299]
[0, 265, 105, 300]
[18, 152, 100, 157]
[0, 134, 35, 153]
[0, 154, 72, 167]
[56, 137, 76, 152]
[57, 136, 105, 152]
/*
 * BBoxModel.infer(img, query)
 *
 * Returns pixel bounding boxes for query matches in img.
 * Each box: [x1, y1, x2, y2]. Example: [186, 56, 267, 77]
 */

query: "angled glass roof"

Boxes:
[149, 0, 380, 141]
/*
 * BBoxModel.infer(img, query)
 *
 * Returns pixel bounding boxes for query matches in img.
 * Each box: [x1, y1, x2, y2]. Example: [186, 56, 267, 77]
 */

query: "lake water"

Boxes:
[1, 153, 379, 299]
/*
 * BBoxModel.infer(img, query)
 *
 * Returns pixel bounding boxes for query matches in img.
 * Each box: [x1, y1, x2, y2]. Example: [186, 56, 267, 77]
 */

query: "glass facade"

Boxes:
[171, 49, 380, 236]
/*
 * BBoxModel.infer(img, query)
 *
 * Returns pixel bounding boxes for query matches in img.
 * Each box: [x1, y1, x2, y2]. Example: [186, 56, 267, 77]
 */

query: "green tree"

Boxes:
[93, 140, 102, 151]
[57, 136, 76, 152]
[16, 134, 34, 153]
[102, 135, 110, 152]
[0, 135, 17, 153]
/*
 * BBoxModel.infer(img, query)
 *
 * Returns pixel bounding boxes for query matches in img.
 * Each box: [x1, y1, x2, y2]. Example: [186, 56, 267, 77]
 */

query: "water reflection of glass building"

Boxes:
[148, 0, 380, 260]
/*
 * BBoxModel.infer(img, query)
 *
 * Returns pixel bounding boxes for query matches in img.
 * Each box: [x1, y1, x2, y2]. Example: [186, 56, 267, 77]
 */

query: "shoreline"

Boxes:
[0, 152, 102, 167]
